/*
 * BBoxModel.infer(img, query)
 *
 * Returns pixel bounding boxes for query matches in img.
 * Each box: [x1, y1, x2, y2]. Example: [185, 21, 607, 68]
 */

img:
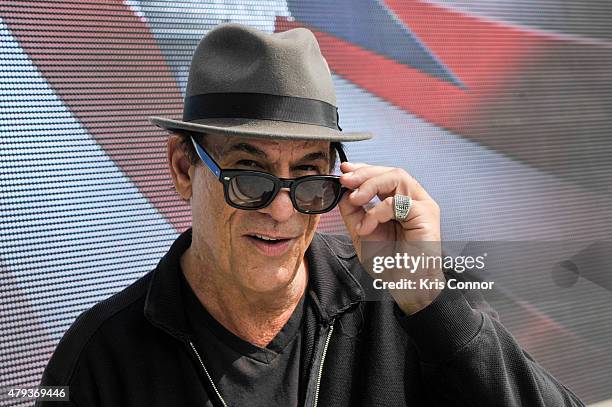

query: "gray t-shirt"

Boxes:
[180, 272, 305, 407]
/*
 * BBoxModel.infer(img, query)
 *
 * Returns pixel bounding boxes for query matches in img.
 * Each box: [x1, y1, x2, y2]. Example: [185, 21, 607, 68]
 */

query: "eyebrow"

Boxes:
[297, 151, 329, 164]
[226, 143, 268, 159]
[225, 143, 329, 164]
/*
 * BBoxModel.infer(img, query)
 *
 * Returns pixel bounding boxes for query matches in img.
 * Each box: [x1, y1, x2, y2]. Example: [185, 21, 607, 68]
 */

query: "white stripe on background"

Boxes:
[0, 18, 178, 388]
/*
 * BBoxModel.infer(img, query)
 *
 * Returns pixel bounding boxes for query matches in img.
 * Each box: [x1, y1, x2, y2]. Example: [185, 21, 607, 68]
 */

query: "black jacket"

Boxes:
[38, 230, 584, 406]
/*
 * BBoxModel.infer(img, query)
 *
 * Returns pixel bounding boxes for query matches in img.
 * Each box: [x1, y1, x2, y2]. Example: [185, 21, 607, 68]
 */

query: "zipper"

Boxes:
[304, 321, 336, 407]
[188, 340, 229, 407]
[313, 323, 335, 407]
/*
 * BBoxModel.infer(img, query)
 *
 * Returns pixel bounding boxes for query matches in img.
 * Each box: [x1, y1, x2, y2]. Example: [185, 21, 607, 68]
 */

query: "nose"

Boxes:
[259, 188, 296, 222]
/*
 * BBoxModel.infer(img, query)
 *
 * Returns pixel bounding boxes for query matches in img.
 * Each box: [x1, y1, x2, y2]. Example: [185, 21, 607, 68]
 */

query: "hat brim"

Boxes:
[149, 117, 372, 142]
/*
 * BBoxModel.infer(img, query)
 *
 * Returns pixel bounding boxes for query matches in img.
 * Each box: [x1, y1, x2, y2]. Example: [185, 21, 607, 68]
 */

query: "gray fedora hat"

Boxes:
[149, 23, 372, 142]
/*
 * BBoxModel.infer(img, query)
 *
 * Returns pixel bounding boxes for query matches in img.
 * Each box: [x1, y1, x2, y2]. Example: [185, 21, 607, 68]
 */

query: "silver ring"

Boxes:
[393, 194, 412, 222]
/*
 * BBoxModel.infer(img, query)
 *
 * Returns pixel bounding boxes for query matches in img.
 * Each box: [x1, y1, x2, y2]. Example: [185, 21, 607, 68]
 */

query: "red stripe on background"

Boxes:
[1, 0, 190, 232]
[276, 1, 545, 133]
[385, 0, 545, 130]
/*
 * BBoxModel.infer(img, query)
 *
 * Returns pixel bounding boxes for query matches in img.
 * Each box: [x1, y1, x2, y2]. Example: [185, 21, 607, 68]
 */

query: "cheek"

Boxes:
[193, 169, 222, 210]
[301, 214, 320, 246]
[192, 171, 234, 236]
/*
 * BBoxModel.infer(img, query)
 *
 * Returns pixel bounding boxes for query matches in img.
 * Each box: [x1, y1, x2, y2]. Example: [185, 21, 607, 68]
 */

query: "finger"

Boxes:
[338, 191, 366, 238]
[349, 170, 406, 206]
[350, 168, 431, 205]
[358, 196, 395, 235]
[340, 165, 394, 189]
[359, 198, 432, 236]
[340, 161, 370, 175]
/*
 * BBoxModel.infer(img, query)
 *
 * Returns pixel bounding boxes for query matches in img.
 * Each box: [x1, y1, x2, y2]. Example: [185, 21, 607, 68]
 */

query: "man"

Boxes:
[39, 23, 583, 406]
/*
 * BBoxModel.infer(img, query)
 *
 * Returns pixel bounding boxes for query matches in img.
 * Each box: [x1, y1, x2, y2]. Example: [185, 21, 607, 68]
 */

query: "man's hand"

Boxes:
[338, 162, 444, 315]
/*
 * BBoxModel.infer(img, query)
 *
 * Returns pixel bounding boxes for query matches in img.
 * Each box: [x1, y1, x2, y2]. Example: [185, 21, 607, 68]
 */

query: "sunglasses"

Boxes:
[190, 136, 349, 214]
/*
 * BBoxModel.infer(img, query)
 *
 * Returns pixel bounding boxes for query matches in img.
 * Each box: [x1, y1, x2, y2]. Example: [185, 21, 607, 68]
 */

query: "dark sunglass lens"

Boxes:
[294, 178, 341, 212]
[228, 175, 275, 208]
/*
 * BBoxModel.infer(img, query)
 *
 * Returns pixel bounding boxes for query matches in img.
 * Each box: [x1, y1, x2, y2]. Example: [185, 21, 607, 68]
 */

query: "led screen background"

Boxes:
[1, 1, 611, 405]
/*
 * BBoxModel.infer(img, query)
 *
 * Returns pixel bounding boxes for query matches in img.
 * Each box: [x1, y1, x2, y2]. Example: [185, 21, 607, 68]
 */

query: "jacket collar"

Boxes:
[144, 229, 364, 339]
[143, 229, 193, 340]
[303, 232, 365, 323]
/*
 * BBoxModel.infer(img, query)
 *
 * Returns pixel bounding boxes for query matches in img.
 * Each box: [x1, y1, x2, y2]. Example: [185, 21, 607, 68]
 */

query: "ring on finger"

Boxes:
[393, 194, 412, 222]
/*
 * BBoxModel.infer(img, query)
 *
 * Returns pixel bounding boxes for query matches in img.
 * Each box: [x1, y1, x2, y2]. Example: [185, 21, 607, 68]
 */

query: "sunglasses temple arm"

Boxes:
[335, 143, 348, 163]
[191, 136, 222, 178]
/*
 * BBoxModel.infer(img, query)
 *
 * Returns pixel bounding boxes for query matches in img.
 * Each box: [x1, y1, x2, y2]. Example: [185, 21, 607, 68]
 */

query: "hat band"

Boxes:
[183, 92, 341, 131]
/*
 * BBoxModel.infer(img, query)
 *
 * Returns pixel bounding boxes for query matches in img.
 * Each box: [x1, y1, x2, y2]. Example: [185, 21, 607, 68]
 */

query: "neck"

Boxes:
[180, 247, 308, 348]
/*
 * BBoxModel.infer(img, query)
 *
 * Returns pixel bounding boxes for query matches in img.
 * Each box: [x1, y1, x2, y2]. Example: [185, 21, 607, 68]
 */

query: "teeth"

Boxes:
[254, 234, 280, 241]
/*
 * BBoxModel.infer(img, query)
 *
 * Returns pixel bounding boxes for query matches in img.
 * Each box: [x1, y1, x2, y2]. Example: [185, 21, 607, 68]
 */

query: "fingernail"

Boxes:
[350, 188, 359, 198]
[356, 222, 361, 231]
[343, 172, 353, 177]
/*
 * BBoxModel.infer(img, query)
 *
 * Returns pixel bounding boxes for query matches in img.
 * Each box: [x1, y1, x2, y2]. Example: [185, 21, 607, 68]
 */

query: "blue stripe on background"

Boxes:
[287, 0, 464, 87]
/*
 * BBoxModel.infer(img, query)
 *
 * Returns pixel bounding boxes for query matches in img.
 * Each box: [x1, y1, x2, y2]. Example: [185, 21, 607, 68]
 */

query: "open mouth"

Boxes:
[244, 233, 297, 256]
[247, 234, 291, 244]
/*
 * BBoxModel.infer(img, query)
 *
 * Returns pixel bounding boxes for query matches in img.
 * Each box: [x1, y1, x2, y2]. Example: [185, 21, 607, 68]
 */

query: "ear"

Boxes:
[167, 133, 194, 200]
